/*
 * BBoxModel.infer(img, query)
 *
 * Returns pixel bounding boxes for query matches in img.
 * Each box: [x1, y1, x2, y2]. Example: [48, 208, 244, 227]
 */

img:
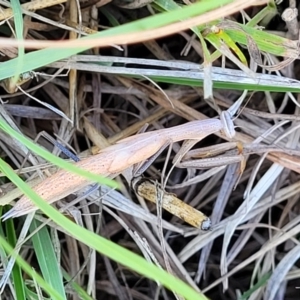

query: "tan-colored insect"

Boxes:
[2, 99, 242, 220]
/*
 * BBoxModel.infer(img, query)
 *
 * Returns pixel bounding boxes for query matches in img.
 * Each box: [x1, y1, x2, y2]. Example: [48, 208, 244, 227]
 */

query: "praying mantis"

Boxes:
[2, 95, 244, 220]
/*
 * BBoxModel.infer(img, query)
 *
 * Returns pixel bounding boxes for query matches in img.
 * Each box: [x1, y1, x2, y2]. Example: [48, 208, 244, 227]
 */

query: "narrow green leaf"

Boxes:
[30, 220, 67, 299]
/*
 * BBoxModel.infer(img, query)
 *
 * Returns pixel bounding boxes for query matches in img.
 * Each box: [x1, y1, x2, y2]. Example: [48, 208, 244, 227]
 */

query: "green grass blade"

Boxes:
[9, 0, 24, 84]
[62, 270, 94, 300]
[4, 216, 26, 300]
[147, 73, 300, 93]
[239, 273, 271, 300]
[224, 23, 298, 58]
[30, 220, 67, 299]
